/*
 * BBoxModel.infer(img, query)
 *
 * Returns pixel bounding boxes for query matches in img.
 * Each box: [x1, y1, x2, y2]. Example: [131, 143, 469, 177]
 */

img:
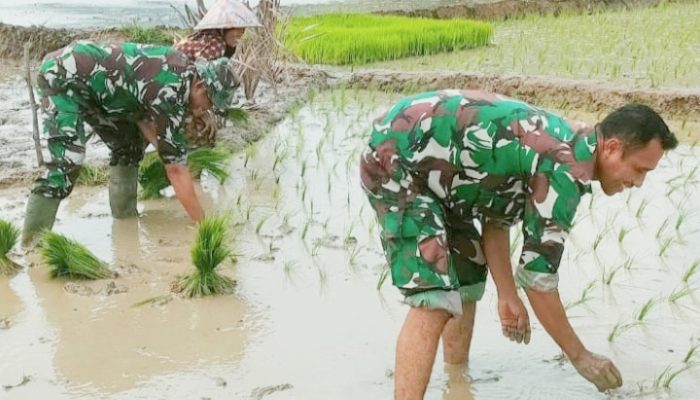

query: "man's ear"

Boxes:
[603, 136, 625, 156]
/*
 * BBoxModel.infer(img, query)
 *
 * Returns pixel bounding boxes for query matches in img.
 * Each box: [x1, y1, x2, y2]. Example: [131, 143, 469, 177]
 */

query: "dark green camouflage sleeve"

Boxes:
[514, 117, 596, 292]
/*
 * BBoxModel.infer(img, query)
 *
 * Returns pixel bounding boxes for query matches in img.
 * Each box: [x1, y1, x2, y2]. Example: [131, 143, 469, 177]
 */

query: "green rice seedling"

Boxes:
[604, 265, 623, 285]
[682, 259, 700, 283]
[285, 14, 493, 65]
[593, 231, 606, 251]
[348, 245, 360, 266]
[618, 227, 630, 244]
[301, 219, 311, 240]
[0, 220, 21, 275]
[668, 286, 695, 303]
[255, 214, 270, 236]
[636, 297, 657, 321]
[76, 165, 109, 186]
[683, 343, 699, 363]
[565, 280, 597, 311]
[40, 232, 113, 279]
[656, 218, 670, 239]
[653, 365, 690, 390]
[187, 147, 230, 184]
[243, 143, 257, 167]
[173, 215, 236, 297]
[607, 321, 637, 342]
[139, 148, 230, 199]
[138, 152, 168, 199]
[377, 265, 390, 290]
[658, 237, 674, 257]
[636, 199, 649, 220]
[623, 257, 634, 270]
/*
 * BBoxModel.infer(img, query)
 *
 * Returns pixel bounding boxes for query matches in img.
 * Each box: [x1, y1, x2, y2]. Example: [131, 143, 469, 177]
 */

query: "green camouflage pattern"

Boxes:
[194, 58, 239, 113]
[33, 40, 196, 199]
[361, 90, 597, 297]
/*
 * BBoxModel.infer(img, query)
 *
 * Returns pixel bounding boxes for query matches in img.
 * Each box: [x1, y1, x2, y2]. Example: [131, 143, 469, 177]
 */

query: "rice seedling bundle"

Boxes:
[76, 165, 110, 186]
[0, 219, 21, 275]
[40, 232, 113, 279]
[139, 148, 231, 199]
[285, 14, 493, 65]
[173, 215, 236, 297]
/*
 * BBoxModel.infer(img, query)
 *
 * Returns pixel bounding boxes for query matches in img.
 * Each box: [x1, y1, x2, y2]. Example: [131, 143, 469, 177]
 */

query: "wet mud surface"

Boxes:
[1, 90, 699, 399]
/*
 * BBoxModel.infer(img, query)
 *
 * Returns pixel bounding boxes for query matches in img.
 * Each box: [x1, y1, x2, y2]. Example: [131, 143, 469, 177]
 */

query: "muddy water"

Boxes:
[1, 89, 700, 399]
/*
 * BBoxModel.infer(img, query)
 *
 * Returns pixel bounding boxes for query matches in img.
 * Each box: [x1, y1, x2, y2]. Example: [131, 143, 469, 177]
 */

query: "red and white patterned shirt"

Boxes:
[174, 30, 228, 61]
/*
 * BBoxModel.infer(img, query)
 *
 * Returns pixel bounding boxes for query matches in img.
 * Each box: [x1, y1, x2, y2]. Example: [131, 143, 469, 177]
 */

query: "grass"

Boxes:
[366, 2, 700, 88]
[76, 165, 109, 186]
[40, 232, 113, 279]
[0, 220, 21, 275]
[122, 23, 177, 45]
[669, 286, 695, 303]
[284, 13, 493, 65]
[139, 148, 231, 199]
[172, 215, 236, 297]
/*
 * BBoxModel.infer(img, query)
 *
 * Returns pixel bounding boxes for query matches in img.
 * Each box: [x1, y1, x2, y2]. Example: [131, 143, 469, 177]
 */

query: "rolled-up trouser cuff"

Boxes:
[515, 267, 558, 292]
[403, 282, 485, 316]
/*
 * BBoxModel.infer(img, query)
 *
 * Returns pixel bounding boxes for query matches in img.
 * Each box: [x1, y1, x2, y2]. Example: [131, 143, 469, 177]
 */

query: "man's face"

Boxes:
[224, 28, 246, 48]
[596, 137, 665, 195]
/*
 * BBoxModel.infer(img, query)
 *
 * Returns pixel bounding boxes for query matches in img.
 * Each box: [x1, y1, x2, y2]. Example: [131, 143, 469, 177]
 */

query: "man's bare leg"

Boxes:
[441, 301, 476, 364]
[395, 307, 451, 400]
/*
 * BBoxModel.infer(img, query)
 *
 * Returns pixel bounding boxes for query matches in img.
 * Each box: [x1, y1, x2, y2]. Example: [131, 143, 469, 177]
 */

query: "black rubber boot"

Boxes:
[109, 165, 138, 219]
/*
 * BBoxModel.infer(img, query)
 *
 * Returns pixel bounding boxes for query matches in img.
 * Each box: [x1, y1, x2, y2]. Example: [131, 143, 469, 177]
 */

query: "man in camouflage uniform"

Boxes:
[360, 90, 678, 399]
[22, 40, 238, 244]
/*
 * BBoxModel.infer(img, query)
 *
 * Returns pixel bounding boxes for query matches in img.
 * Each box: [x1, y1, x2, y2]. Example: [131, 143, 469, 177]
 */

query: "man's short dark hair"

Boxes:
[598, 103, 678, 151]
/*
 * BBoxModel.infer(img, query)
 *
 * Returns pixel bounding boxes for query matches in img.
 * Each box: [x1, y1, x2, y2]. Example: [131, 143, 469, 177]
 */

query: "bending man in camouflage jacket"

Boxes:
[360, 90, 678, 398]
[21, 40, 238, 244]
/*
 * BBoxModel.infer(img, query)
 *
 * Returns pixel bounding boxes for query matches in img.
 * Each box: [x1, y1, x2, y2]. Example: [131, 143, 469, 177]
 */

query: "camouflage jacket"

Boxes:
[38, 40, 196, 165]
[368, 90, 597, 291]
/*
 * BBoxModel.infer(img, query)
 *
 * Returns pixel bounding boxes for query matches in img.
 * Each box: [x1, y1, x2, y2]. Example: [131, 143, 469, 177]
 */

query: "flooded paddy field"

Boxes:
[1, 89, 699, 399]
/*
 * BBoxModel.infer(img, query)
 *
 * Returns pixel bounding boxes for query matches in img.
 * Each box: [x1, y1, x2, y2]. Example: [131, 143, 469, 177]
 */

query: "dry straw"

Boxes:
[284, 14, 493, 65]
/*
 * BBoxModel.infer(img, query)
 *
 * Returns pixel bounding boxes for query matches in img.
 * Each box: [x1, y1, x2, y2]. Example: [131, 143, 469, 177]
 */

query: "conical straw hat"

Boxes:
[195, 0, 262, 30]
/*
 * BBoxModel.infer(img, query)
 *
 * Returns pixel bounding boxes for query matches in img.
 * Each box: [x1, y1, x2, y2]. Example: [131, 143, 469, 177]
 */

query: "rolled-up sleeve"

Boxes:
[515, 168, 582, 292]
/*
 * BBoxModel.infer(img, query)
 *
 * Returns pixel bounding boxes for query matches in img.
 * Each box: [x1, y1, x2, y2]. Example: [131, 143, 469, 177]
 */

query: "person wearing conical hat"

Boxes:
[21, 40, 239, 245]
[174, 0, 262, 61]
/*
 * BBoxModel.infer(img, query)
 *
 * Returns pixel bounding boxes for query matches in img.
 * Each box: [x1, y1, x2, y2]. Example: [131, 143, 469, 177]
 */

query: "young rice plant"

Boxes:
[173, 215, 236, 297]
[40, 231, 113, 279]
[139, 148, 231, 199]
[285, 14, 493, 65]
[0, 220, 21, 275]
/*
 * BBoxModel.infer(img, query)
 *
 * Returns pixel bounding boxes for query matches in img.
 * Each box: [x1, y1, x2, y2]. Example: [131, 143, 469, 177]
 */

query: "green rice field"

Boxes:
[363, 2, 700, 88]
[284, 13, 494, 65]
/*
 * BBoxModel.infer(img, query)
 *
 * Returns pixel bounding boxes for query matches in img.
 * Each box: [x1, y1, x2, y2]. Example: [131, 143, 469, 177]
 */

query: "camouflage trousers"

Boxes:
[360, 147, 488, 315]
[33, 63, 148, 199]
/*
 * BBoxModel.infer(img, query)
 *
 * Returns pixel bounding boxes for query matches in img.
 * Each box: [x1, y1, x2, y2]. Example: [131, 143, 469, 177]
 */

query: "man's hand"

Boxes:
[571, 350, 622, 392]
[497, 294, 531, 344]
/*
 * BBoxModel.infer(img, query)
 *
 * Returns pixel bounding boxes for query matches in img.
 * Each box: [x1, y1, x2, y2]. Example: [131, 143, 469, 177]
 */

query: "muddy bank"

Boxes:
[331, 68, 700, 122]
[377, 0, 696, 20]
